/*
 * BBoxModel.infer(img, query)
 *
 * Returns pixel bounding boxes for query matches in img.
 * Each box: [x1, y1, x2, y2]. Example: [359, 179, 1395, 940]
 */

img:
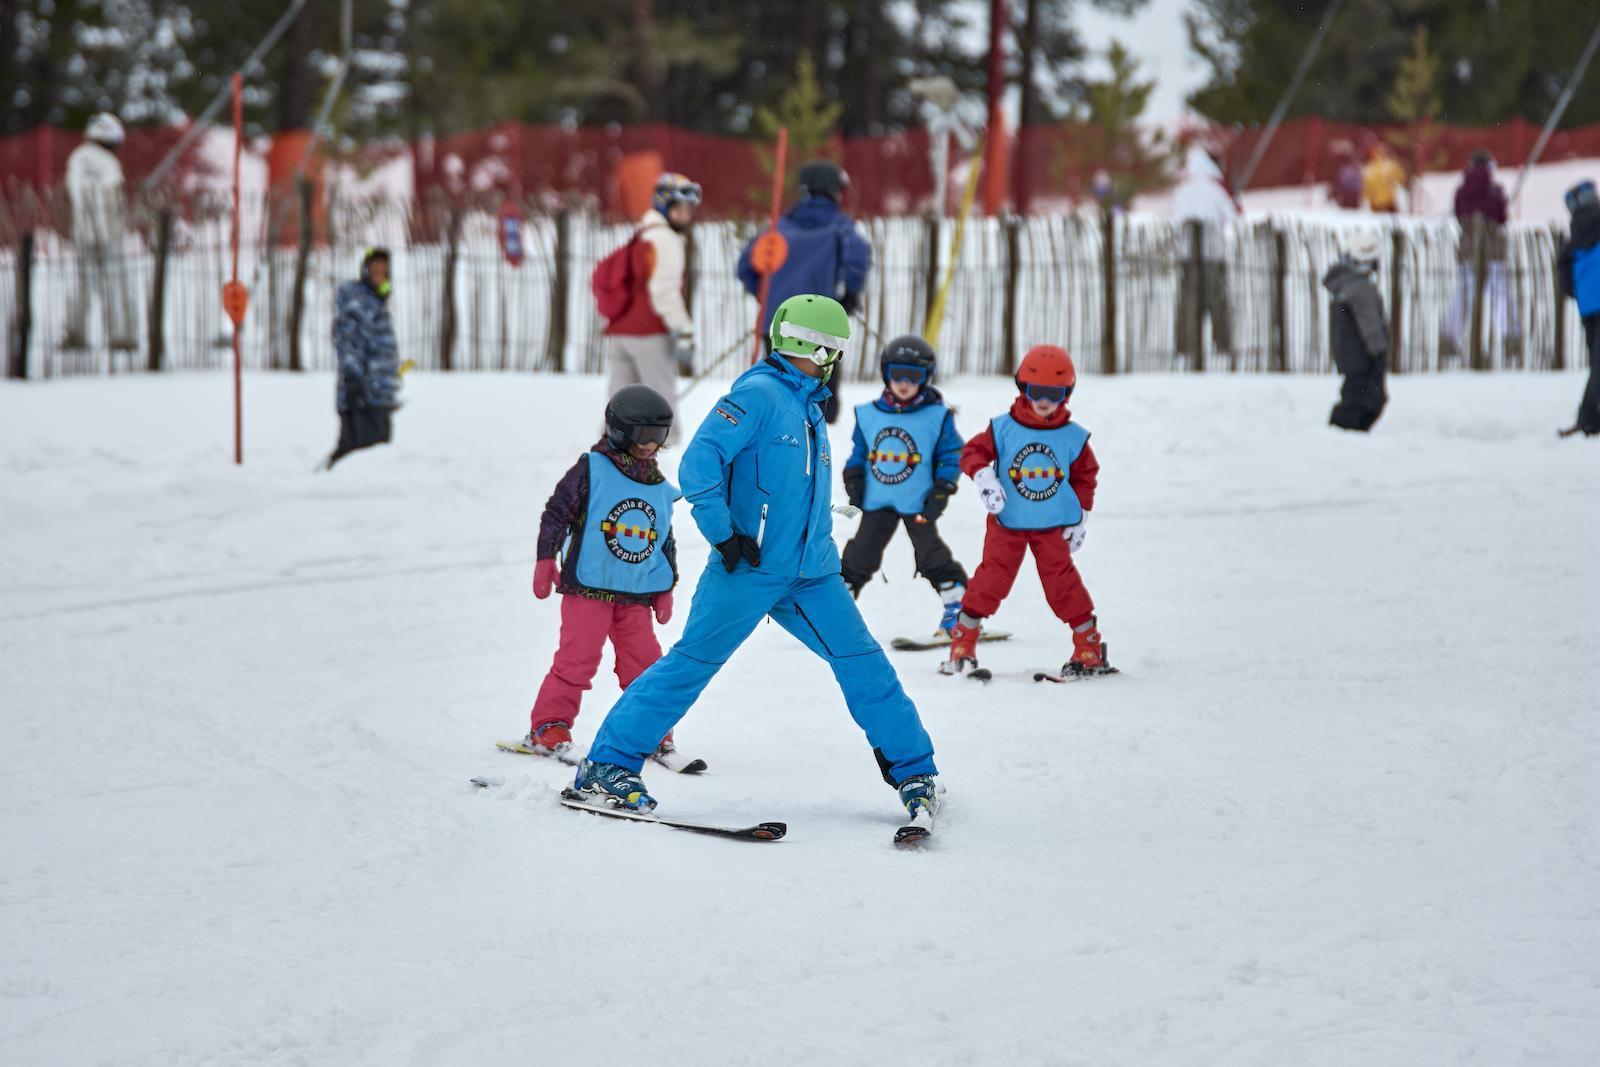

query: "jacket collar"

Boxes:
[760, 353, 832, 408]
[1008, 393, 1072, 429]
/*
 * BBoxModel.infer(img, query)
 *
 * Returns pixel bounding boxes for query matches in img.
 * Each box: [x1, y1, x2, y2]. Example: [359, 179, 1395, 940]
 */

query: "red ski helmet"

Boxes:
[1015, 344, 1076, 397]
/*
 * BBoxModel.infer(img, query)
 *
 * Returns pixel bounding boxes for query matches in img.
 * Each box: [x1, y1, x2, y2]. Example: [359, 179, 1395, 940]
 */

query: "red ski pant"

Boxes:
[531, 594, 662, 730]
[962, 517, 1094, 627]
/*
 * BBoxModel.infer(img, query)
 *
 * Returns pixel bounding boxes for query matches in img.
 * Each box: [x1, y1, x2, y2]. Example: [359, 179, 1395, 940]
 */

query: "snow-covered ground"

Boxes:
[2, 369, 1597, 1065]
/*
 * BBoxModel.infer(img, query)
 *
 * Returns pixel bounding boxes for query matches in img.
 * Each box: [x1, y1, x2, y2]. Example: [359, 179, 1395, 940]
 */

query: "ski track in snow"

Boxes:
[1, 370, 1597, 1065]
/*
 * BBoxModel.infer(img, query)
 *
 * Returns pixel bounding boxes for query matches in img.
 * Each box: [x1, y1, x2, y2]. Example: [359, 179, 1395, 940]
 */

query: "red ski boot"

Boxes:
[1062, 618, 1118, 678]
[939, 618, 982, 675]
[528, 719, 574, 755]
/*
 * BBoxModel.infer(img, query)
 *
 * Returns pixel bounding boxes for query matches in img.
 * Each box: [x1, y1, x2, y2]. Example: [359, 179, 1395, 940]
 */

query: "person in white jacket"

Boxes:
[599, 173, 699, 442]
[1171, 145, 1239, 368]
[63, 112, 136, 351]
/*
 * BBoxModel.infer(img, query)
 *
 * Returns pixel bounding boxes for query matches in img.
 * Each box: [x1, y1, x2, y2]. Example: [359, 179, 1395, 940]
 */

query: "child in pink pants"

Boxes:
[522, 385, 680, 761]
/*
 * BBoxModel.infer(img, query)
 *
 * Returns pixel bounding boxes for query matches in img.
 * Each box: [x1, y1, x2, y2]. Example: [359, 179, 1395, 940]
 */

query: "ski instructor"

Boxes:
[571, 294, 941, 826]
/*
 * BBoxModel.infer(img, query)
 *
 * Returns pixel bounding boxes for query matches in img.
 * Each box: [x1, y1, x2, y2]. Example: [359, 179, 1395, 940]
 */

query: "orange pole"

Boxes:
[231, 72, 243, 466]
[752, 127, 789, 361]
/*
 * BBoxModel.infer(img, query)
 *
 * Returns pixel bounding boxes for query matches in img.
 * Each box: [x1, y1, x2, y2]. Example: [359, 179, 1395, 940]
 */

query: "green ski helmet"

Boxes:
[769, 294, 850, 380]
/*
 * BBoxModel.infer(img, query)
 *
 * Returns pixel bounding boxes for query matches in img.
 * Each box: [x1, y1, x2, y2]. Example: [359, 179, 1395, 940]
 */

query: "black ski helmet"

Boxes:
[878, 334, 937, 386]
[797, 159, 848, 202]
[605, 384, 674, 450]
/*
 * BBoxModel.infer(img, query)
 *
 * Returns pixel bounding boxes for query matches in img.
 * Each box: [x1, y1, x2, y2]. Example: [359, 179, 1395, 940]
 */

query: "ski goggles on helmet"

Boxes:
[657, 176, 703, 206]
[777, 320, 847, 366]
[885, 363, 927, 385]
[1023, 382, 1071, 403]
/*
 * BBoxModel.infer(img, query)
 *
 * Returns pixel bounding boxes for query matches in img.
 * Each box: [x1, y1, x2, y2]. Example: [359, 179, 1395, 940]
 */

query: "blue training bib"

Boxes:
[854, 401, 946, 514]
[573, 452, 679, 595]
[991, 414, 1089, 530]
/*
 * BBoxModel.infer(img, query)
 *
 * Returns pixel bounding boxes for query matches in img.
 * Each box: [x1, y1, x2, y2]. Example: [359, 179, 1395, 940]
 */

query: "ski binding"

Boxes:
[496, 738, 581, 766]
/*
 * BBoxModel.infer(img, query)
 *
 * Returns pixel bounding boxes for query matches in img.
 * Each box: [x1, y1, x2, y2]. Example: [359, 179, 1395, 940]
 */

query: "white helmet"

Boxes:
[85, 112, 125, 147]
[1342, 227, 1381, 264]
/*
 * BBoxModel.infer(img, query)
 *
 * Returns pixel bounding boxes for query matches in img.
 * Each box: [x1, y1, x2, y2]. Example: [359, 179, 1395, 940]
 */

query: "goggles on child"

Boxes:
[631, 423, 671, 446]
[1023, 383, 1071, 403]
[884, 363, 928, 385]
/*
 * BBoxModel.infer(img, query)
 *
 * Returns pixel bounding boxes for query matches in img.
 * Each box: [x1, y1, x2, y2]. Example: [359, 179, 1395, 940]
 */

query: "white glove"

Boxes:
[973, 467, 1006, 515]
[671, 330, 696, 371]
[1063, 518, 1087, 553]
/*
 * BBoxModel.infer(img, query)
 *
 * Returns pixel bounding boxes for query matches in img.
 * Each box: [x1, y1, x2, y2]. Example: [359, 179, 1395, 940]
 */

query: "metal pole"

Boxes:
[1232, 0, 1348, 196]
[143, 0, 310, 191]
[231, 73, 244, 466]
[1510, 13, 1600, 210]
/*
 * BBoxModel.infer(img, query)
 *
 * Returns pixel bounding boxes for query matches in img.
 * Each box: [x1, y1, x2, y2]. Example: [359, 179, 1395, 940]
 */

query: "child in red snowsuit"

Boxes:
[518, 385, 681, 761]
[942, 345, 1114, 678]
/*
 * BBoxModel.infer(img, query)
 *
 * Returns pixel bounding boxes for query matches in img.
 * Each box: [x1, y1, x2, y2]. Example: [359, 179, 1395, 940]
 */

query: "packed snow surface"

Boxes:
[2, 369, 1597, 1065]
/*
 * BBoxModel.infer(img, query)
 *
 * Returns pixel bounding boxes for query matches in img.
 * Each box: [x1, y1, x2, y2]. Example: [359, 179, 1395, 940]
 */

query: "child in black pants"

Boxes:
[841, 335, 969, 635]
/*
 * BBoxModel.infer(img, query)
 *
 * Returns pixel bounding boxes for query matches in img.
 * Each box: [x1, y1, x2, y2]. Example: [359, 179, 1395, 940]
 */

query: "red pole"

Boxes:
[751, 127, 789, 362]
[231, 72, 243, 466]
[983, 0, 1008, 215]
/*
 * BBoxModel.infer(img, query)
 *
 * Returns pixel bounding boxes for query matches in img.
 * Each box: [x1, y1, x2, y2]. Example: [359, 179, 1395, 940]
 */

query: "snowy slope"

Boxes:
[2, 369, 1597, 1065]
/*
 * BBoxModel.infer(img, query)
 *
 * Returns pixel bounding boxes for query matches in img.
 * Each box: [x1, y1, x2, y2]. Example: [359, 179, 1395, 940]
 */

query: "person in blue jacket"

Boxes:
[1558, 179, 1600, 437]
[840, 334, 970, 636]
[737, 160, 871, 424]
[570, 294, 941, 825]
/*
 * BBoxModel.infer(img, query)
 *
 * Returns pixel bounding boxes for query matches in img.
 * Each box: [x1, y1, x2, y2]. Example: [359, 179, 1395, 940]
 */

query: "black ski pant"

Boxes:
[840, 508, 968, 595]
[1578, 314, 1600, 434]
[327, 407, 393, 467]
[1330, 364, 1387, 432]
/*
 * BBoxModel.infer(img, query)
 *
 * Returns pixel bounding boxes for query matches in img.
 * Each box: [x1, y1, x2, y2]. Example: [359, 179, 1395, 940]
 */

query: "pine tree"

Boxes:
[751, 51, 844, 211]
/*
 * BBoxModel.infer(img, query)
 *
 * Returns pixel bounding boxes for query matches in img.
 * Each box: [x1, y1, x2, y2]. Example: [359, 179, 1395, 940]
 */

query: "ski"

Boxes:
[894, 796, 940, 848]
[966, 668, 993, 683]
[650, 749, 708, 775]
[892, 630, 1012, 652]
[496, 738, 581, 766]
[1033, 666, 1121, 683]
[558, 788, 785, 841]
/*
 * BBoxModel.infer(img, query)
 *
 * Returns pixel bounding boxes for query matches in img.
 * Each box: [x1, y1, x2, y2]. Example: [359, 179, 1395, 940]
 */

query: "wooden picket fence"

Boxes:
[2, 189, 1586, 381]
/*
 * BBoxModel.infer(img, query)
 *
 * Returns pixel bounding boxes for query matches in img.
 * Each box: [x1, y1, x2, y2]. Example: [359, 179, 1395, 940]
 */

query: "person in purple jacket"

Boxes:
[1443, 150, 1521, 359]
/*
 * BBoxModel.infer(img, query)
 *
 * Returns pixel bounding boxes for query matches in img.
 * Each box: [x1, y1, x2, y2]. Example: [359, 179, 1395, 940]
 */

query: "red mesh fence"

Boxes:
[5, 116, 1600, 218]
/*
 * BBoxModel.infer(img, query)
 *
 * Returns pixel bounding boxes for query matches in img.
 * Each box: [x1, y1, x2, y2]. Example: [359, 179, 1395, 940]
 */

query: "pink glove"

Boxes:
[532, 558, 557, 599]
[653, 591, 673, 625]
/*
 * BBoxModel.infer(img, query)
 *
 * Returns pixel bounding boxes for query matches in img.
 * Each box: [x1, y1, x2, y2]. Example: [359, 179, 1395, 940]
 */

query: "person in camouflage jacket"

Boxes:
[326, 249, 401, 468]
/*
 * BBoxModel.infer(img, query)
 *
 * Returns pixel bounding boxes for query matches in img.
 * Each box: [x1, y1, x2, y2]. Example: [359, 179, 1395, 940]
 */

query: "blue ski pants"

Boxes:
[586, 566, 938, 784]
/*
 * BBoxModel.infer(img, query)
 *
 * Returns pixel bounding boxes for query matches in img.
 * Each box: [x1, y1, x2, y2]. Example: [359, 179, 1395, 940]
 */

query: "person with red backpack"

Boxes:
[942, 345, 1115, 681]
[593, 173, 700, 441]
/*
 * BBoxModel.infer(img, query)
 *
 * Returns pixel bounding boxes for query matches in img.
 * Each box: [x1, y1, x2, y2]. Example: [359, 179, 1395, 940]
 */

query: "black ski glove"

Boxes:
[843, 467, 865, 508]
[716, 533, 762, 573]
[921, 480, 957, 522]
[839, 291, 860, 316]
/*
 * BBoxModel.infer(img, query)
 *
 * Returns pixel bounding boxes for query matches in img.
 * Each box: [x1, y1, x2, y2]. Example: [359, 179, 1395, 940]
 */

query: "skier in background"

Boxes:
[597, 173, 700, 440]
[63, 112, 136, 352]
[513, 385, 685, 762]
[943, 345, 1113, 682]
[839, 334, 969, 637]
[1362, 142, 1406, 214]
[1442, 150, 1520, 361]
[568, 295, 941, 831]
[737, 159, 872, 424]
[1171, 145, 1238, 370]
[1323, 229, 1389, 432]
[1557, 179, 1600, 437]
[325, 249, 402, 468]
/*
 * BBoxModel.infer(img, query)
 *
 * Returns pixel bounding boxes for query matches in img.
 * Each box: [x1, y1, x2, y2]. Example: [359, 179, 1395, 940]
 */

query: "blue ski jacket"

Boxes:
[332, 280, 401, 413]
[737, 196, 872, 332]
[680, 354, 840, 578]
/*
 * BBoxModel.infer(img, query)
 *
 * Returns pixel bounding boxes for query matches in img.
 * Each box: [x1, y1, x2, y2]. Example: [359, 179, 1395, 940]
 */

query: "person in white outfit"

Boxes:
[596, 173, 699, 442]
[1171, 145, 1240, 368]
[63, 112, 136, 351]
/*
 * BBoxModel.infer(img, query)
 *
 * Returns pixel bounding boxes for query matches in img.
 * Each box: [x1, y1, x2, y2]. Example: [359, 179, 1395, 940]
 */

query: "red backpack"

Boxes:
[591, 232, 641, 322]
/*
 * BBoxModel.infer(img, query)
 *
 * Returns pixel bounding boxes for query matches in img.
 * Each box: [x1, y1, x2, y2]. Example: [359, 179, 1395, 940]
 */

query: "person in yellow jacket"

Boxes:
[1362, 143, 1406, 214]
